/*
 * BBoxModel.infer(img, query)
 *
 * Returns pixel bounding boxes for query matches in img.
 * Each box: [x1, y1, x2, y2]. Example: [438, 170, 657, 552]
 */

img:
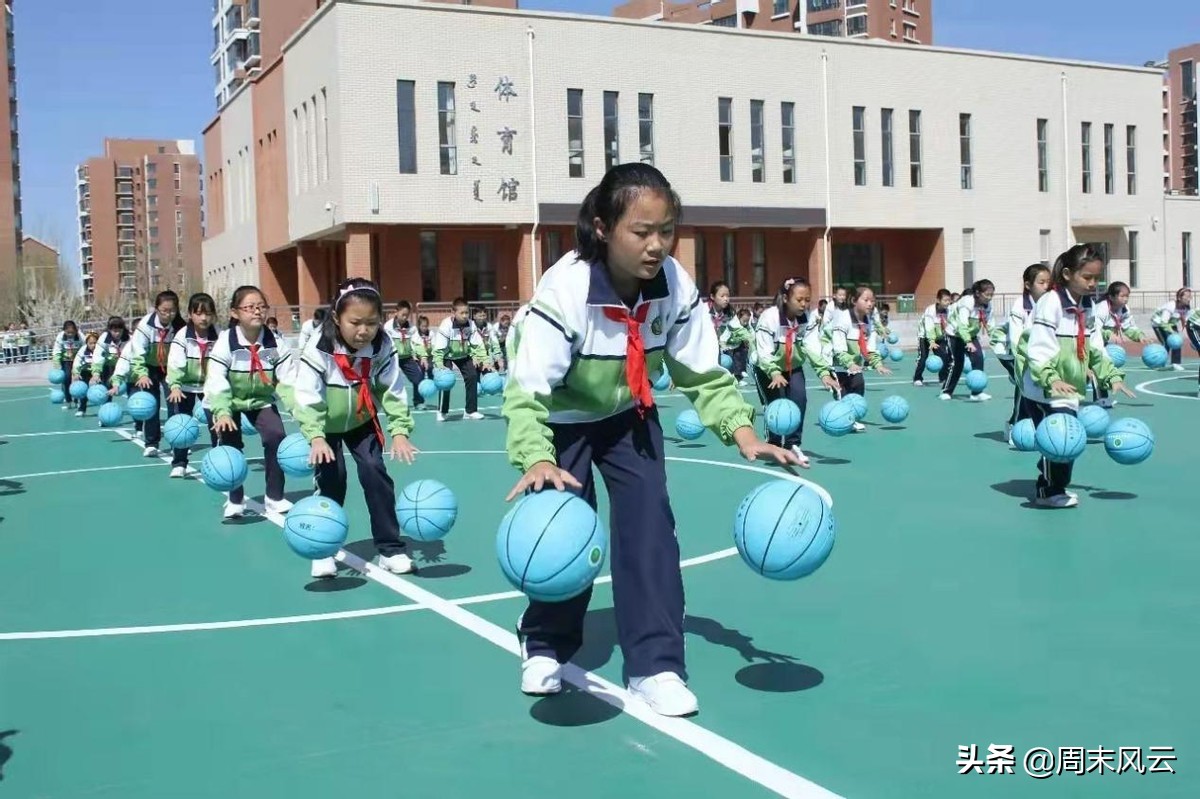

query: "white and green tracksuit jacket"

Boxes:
[290, 330, 414, 442]
[1150, 302, 1188, 335]
[130, 312, 185, 381]
[203, 326, 295, 420]
[501, 252, 754, 473]
[52, 332, 83, 365]
[1092, 299, 1145, 343]
[167, 324, 221, 394]
[1024, 288, 1122, 409]
[753, 306, 833, 379]
[823, 307, 885, 372]
[918, 303, 950, 343]
[89, 332, 129, 377]
[432, 317, 487, 365]
[383, 317, 418, 360]
[947, 295, 996, 342]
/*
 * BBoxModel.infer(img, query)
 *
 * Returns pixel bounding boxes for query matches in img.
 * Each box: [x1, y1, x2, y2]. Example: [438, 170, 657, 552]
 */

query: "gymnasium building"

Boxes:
[201, 0, 1200, 315]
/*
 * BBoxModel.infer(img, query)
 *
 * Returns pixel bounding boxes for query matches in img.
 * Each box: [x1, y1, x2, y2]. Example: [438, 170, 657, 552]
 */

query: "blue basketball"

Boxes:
[1011, 418, 1037, 451]
[418, 378, 439, 401]
[162, 413, 201, 450]
[1077, 404, 1111, 438]
[116, 382, 127, 396]
[817, 400, 856, 437]
[925, 354, 945, 374]
[48, 368, 65, 385]
[888, 348, 903, 362]
[652, 369, 671, 391]
[965, 369, 989, 393]
[98, 403, 124, 426]
[49, 388, 65, 404]
[193, 403, 209, 424]
[719, 352, 734, 370]
[200, 445, 249, 492]
[241, 413, 258, 436]
[842, 393, 868, 421]
[1103, 417, 1154, 465]
[887, 332, 899, 345]
[277, 432, 313, 477]
[1034, 412, 1087, 464]
[1142, 343, 1169, 368]
[733, 479, 836, 581]
[1105, 344, 1127, 368]
[68, 380, 88, 400]
[496, 490, 608, 603]
[674, 409, 706, 440]
[878, 343, 890, 359]
[880, 395, 909, 423]
[1166, 333, 1183, 350]
[86, 384, 108, 406]
[765, 398, 802, 436]
[480, 371, 505, 395]
[283, 496, 349, 560]
[433, 368, 456, 391]
[126, 390, 158, 422]
[396, 479, 459, 542]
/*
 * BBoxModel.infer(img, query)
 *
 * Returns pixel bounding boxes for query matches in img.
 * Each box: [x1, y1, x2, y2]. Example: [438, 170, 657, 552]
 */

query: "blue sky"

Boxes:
[16, 0, 1199, 274]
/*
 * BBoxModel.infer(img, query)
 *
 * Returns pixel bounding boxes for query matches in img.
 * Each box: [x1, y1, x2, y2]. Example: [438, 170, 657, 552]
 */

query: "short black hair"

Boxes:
[575, 163, 682, 264]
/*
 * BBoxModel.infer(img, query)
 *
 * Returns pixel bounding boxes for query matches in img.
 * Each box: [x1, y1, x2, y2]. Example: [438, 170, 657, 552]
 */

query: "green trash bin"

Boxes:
[897, 293, 916, 314]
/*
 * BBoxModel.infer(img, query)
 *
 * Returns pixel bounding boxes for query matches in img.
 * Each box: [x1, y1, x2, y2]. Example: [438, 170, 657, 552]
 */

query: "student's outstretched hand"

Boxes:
[505, 461, 583, 501]
[136, 377, 152, 390]
[733, 427, 806, 468]
[212, 415, 239, 435]
[390, 434, 419, 464]
[819, 374, 841, 397]
[876, 364, 893, 376]
[309, 437, 335, 465]
[1110, 380, 1137, 399]
[1049, 380, 1079, 398]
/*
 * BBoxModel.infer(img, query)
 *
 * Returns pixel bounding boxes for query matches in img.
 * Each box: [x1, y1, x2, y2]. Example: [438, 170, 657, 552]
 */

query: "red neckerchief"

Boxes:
[247, 342, 270, 386]
[1112, 306, 1124, 338]
[857, 320, 870, 358]
[197, 339, 211, 379]
[332, 351, 385, 445]
[976, 307, 989, 334]
[602, 303, 653, 417]
[155, 326, 169, 367]
[783, 319, 798, 376]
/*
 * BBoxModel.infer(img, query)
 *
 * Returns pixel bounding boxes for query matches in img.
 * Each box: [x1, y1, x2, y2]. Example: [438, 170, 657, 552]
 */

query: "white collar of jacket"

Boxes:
[1055, 286, 1092, 312]
[315, 328, 386, 358]
[185, 323, 219, 343]
[585, 257, 670, 308]
[228, 326, 278, 351]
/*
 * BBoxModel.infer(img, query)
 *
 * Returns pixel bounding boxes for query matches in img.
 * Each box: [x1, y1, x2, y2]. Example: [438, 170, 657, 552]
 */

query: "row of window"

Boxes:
[291, 88, 331, 194]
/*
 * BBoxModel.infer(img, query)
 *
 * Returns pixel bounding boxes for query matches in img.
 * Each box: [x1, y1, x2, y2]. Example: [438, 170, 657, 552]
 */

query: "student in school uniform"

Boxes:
[1023, 245, 1135, 508]
[1150, 288, 1192, 371]
[824, 285, 893, 430]
[89, 317, 130, 388]
[503, 164, 800, 717]
[494, 313, 512, 371]
[129, 291, 187, 457]
[293, 278, 420, 579]
[998, 264, 1051, 441]
[471, 307, 505, 373]
[940, 279, 996, 401]
[1186, 306, 1200, 395]
[431, 298, 487, 421]
[753, 277, 840, 466]
[383, 300, 427, 410]
[71, 333, 99, 417]
[52, 321, 84, 410]
[165, 293, 221, 478]
[296, 308, 327, 354]
[203, 285, 294, 520]
[411, 315, 435, 379]
[913, 289, 952, 386]
[707, 280, 751, 382]
[1091, 281, 1145, 406]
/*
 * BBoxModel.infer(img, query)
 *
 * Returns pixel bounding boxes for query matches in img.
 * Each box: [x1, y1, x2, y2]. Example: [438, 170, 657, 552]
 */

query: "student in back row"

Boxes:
[432, 297, 487, 422]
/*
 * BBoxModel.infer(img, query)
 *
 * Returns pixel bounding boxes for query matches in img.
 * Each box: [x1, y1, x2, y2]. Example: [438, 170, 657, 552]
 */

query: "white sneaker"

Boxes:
[310, 557, 338, 578]
[1172, 364, 1185, 372]
[263, 497, 294, 515]
[939, 393, 952, 401]
[1097, 398, 1116, 409]
[913, 380, 924, 387]
[377, 553, 415, 574]
[143, 445, 158, 457]
[628, 672, 699, 717]
[74, 411, 83, 417]
[464, 411, 485, 420]
[852, 422, 866, 432]
[436, 412, 446, 422]
[520, 656, 562, 696]
[223, 501, 245, 519]
[1035, 494, 1078, 509]
[169, 466, 186, 478]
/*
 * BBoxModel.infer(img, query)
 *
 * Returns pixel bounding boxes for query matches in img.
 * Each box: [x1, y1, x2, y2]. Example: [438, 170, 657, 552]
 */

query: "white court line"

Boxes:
[1, 429, 112, 439]
[0, 462, 167, 481]
[85, 428, 845, 797]
[0, 394, 45, 404]
[1134, 375, 1199, 401]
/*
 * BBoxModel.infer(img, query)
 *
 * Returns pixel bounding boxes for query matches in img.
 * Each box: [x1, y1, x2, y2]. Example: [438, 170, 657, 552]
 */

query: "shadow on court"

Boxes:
[529, 687, 623, 728]
[0, 480, 23, 497]
[973, 431, 1008, 444]
[343, 538, 472, 579]
[0, 729, 16, 781]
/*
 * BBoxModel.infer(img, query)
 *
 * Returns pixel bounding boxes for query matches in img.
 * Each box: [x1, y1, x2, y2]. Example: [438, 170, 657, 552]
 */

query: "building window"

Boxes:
[695, 233, 708, 290]
[908, 109, 922, 187]
[419, 231, 437, 302]
[1039, 229, 1051, 266]
[1037, 118, 1049, 193]
[1081, 122, 1092, 193]
[852, 106, 866, 186]
[462, 240, 496, 301]
[1126, 125, 1137, 195]
[603, 90, 620, 170]
[638, 93, 655, 165]
[436, 82, 458, 176]
[809, 19, 842, 36]
[962, 228, 975, 286]
[959, 113, 973, 190]
[396, 80, 417, 174]
[846, 14, 868, 36]
[1128, 230, 1139, 288]
[772, 0, 788, 14]
[750, 100, 765, 183]
[881, 108, 894, 187]
[567, 89, 584, 178]
[712, 14, 736, 26]
[545, 230, 563, 265]
[723, 232, 736, 287]
[1103, 123, 1114, 194]
[718, 97, 734, 182]
[751, 232, 767, 295]
[781, 101, 796, 184]
[1183, 60, 1196, 102]
[1185, 232, 1193, 287]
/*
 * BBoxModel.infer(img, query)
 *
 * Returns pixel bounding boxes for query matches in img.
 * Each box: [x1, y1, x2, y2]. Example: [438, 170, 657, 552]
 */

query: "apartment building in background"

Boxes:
[77, 139, 204, 302]
[0, 0, 22, 300]
[1164, 42, 1199, 196]
[21, 235, 59, 301]
[200, 0, 1200, 317]
[613, 0, 932, 45]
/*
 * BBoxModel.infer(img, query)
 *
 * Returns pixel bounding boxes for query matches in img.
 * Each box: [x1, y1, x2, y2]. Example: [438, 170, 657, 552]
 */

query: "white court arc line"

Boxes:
[1134, 375, 1199, 401]
[23, 432, 843, 799]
